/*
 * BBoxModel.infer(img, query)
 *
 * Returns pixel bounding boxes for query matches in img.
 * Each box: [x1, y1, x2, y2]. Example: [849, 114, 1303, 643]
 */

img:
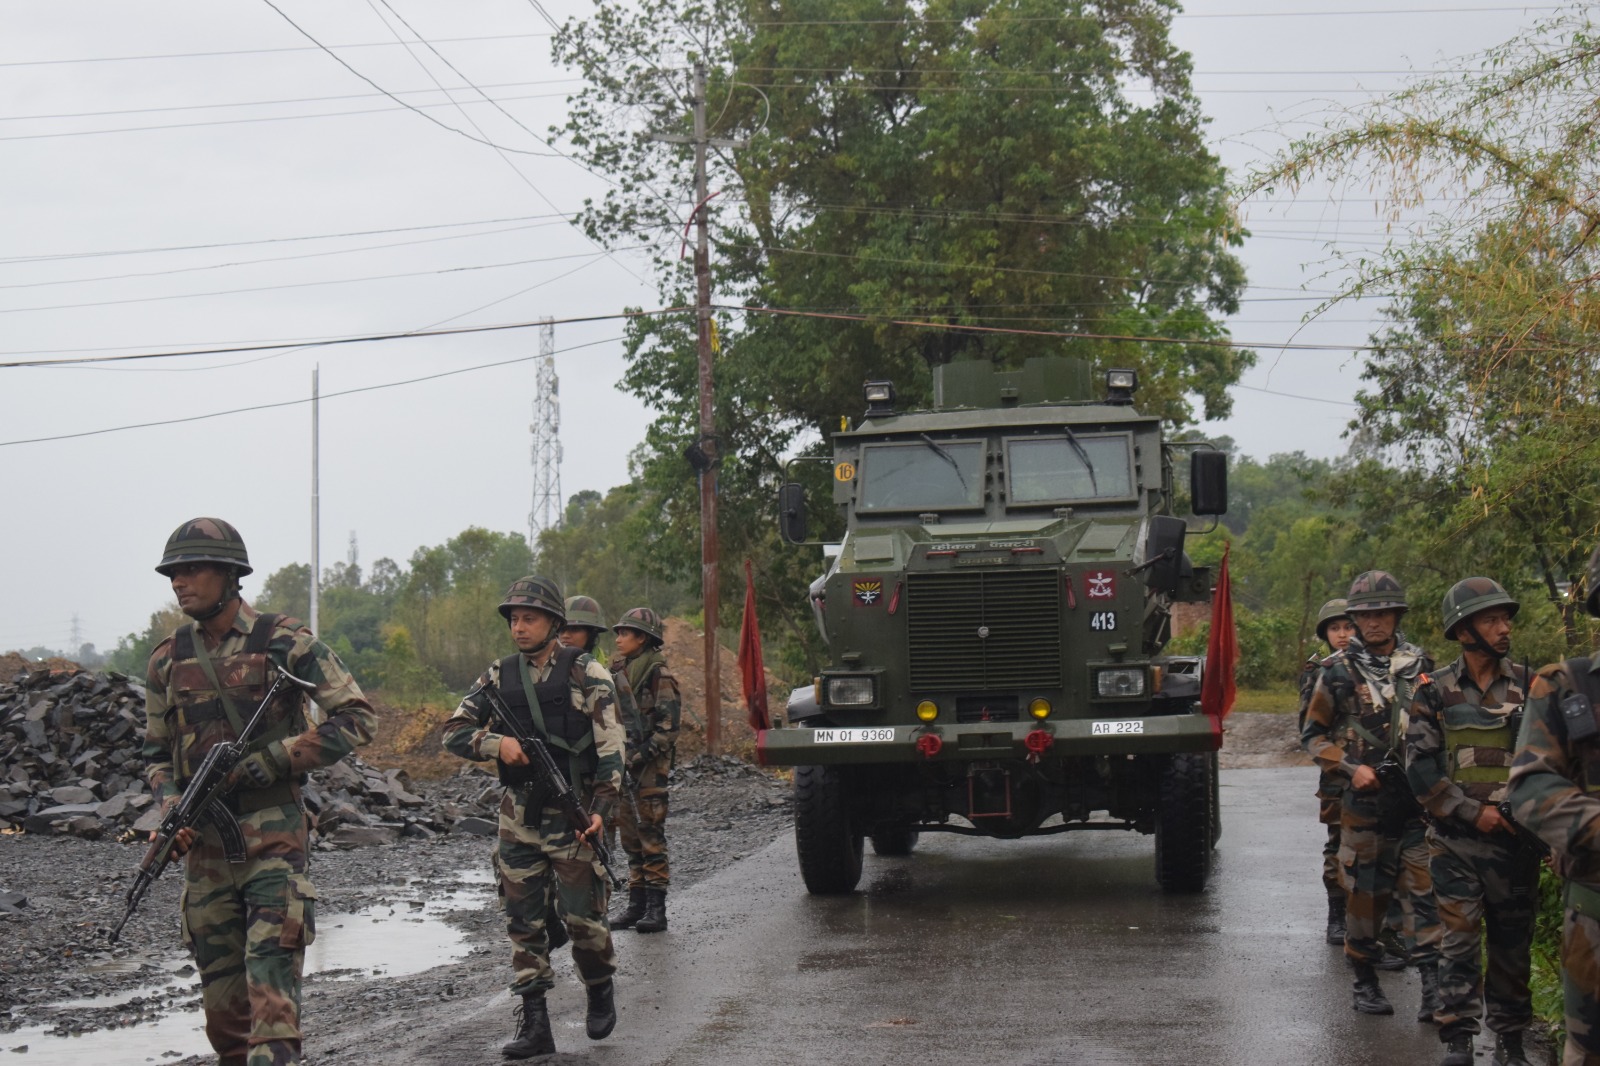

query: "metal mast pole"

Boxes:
[310, 365, 320, 634]
[690, 62, 721, 756]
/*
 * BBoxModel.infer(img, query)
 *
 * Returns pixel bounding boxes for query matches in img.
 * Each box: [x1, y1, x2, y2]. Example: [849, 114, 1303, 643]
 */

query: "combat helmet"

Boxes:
[155, 517, 252, 576]
[1315, 598, 1351, 643]
[1346, 570, 1407, 614]
[498, 575, 565, 624]
[613, 606, 665, 646]
[1442, 577, 1519, 640]
[564, 595, 608, 635]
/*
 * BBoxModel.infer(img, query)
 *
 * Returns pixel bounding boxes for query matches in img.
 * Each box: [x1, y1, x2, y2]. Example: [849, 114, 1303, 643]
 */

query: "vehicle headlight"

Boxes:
[916, 700, 939, 722]
[1028, 698, 1052, 720]
[1095, 668, 1146, 698]
[827, 677, 875, 706]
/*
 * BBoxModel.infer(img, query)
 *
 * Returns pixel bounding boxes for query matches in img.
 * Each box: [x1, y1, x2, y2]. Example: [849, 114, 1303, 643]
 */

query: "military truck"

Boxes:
[760, 356, 1228, 894]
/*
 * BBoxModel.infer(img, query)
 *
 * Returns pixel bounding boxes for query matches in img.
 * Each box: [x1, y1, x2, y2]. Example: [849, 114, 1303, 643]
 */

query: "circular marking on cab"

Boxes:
[834, 461, 857, 482]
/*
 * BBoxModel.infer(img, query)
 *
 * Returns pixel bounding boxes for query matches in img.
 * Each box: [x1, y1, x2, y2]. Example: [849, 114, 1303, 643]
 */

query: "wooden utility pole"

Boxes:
[648, 62, 742, 754]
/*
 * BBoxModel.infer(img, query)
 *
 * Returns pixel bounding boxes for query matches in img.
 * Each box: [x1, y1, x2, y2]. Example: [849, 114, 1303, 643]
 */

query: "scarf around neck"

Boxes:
[1346, 631, 1425, 712]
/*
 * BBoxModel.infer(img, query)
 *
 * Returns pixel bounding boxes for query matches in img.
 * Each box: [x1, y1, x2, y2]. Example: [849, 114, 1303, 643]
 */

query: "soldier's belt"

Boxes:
[1565, 881, 1600, 922]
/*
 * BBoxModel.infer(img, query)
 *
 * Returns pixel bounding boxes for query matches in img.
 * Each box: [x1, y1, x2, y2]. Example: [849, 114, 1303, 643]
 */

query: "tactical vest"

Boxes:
[167, 614, 303, 795]
[494, 644, 596, 791]
[1554, 657, 1600, 797]
[1333, 666, 1401, 767]
[1437, 665, 1528, 803]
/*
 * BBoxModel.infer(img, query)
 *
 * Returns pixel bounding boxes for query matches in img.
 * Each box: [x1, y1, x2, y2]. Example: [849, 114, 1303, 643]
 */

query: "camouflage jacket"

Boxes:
[1297, 653, 1332, 735]
[1302, 642, 1432, 781]
[613, 649, 680, 761]
[442, 647, 625, 819]
[142, 601, 376, 805]
[1405, 655, 1529, 828]
[1508, 658, 1600, 884]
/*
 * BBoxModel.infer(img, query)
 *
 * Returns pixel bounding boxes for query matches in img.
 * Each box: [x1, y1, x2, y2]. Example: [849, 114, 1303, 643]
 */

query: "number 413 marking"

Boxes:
[1089, 611, 1117, 631]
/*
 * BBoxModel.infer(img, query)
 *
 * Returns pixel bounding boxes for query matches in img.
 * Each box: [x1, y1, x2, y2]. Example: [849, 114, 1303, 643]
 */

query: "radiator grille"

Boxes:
[906, 570, 1062, 691]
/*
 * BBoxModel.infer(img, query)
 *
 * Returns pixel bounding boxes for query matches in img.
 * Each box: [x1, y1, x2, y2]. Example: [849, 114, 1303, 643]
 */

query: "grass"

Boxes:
[1231, 684, 1301, 715]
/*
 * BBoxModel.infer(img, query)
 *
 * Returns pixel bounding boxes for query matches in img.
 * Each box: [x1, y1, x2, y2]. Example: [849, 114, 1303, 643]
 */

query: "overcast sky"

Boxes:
[0, 1, 1549, 653]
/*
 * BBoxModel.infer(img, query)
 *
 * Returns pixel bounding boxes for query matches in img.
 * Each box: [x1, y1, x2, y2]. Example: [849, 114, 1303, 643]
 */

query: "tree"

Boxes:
[554, 0, 1253, 671]
[107, 605, 187, 675]
[1251, 8, 1600, 652]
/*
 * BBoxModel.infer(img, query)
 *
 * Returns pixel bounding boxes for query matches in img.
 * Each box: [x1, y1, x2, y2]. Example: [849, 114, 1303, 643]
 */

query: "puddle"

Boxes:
[3, 872, 493, 1065]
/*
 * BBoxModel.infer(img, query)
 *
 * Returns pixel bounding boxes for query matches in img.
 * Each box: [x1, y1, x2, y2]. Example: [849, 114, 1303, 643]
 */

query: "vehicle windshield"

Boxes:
[856, 440, 985, 512]
[1006, 433, 1135, 504]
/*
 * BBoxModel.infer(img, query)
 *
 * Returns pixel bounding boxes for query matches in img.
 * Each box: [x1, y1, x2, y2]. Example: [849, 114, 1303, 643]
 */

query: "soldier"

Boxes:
[1406, 578, 1536, 1066]
[1302, 570, 1443, 1019]
[1508, 544, 1600, 1066]
[610, 607, 681, 934]
[441, 577, 625, 1059]
[141, 518, 376, 1066]
[557, 596, 642, 933]
[1300, 597, 1357, 944]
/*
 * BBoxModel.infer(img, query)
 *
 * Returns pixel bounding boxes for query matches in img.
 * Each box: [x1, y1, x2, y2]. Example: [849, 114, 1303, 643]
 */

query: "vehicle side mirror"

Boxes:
[778, 483, 808, 545]
[1144, 515, 1187, 593]
[1190, 450, 1228, 516]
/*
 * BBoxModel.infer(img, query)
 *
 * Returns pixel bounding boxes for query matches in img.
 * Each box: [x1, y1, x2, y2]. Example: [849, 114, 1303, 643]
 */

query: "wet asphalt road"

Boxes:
[410, 767, 1459, 1065]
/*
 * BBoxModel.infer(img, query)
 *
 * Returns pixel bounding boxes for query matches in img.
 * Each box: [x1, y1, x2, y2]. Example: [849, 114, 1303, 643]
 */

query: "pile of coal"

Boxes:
[0, 665, 502, 846]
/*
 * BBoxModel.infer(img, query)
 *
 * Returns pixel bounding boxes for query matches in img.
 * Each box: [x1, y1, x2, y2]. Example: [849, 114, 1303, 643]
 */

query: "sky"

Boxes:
[0, 0, 1553, 653]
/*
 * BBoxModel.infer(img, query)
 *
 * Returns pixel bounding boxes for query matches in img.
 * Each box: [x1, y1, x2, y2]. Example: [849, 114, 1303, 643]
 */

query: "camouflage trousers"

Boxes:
[1427, 827, 1538, 1039]
[1319, 777, 1344, 900]
[181, 802, 314, 1066]
[1562, 905, 1600, 1065]
[495, 788, 616, 996]
[1322, 819, 1343, 901]
[614, 751, 671, 890]
[1339, 799, 1441, 967]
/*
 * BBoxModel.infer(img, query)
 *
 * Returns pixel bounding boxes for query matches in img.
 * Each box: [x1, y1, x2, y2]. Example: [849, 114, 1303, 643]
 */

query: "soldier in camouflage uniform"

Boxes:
[1302, 570, 1443, 1019]
[610, 606, 680, 934]
[557, 596, 641, 935]
[1508, 544, 1600, 1066]
[1300, 597, 1357, 944]
[1406, 578, 1536, 1066]
[141, 518, 376, 1066]
[441, 577, 625, 1059]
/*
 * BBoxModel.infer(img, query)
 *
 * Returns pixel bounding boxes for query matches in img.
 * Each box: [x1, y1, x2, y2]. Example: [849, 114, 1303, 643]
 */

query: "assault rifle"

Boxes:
[467, 680, 625, 889]
[110, 663, 317, 944]
[1497, 801, 1551, 857]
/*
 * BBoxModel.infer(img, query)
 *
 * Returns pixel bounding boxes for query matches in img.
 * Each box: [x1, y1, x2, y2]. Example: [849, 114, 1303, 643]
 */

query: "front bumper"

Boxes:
[756, 713, 1222, 766]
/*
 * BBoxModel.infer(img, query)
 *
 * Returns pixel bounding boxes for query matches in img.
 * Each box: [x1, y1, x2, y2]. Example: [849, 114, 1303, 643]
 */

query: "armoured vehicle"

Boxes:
[760, 357, 1228, 894]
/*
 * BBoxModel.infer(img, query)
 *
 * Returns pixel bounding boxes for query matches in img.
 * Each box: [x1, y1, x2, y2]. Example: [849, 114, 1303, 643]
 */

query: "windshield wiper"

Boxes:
[1061, 425, 1099, 496]
[919, 433, 969, 494]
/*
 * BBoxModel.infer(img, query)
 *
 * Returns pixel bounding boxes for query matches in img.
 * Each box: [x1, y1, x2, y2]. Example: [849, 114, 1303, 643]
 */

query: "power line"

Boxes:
[0, 32, 552, 68]
[750, 7, 1560, 24]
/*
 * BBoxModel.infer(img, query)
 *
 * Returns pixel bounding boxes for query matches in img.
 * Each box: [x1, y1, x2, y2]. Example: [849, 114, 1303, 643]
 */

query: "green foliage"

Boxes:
[1169, 604, 1298, 689]
[107, 605, 187, 676]
[1531, 865, 1566, 1035]
[376, 624, 449, 707]
[552, 0, 1254, 677]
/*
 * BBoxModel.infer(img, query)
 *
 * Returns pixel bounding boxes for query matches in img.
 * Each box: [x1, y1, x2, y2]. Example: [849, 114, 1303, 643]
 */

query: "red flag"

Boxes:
[1200, 542, 1237, 726]
[738, 559, 771, 731]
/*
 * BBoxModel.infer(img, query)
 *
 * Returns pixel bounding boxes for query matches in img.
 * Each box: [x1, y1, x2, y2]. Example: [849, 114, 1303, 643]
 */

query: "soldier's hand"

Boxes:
[1350, 765, 1380, 791]
[499, 737, 529, 766]
[1475, 805, 1511, 834]
[162, 826, 199, 858]
[578, 813, 603, 842]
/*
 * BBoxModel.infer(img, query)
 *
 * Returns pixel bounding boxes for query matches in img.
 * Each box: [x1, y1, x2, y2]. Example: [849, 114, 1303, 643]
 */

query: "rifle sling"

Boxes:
[516, 652, 587, 797]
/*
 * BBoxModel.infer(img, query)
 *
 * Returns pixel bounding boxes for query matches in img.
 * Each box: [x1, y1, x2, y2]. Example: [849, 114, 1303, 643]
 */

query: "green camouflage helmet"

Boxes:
[1346, 570, 1407, 614]
[1315, 598, 1351, 643]
[1442, 577, 1519, 640]
[155, 517, 252, 576]
[498, 575, 565, 624]
[613, 606, 664, 644]
[563, 595, 608, 633]
[1588, 543, 1600, 619]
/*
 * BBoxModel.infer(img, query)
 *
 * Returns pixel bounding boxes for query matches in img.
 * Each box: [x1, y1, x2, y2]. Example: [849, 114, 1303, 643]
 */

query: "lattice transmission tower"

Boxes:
[528, 318, 563, 551]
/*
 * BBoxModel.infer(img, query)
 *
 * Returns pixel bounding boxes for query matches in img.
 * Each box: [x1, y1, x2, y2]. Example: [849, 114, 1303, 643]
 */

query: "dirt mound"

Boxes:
[363, 699, 459, 781]
[0, 652, 82, 680]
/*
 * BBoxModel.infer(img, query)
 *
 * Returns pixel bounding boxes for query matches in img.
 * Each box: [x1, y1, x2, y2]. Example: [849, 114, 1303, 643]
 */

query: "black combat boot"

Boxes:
[612, 887, 647, 931]
[1416, 961, 1443, 1023]
[585, 978, 617, 1040]
[502, 991, 556, 1060]
[1325, 896, 1347, 945]
[1375, 925, 1409, 970]
[1351, 962, 1394, 1015]
[1492, 1031, 1531, 1066]
[635, 888, 668, 933]
[1439, 1032, 1473, 1066]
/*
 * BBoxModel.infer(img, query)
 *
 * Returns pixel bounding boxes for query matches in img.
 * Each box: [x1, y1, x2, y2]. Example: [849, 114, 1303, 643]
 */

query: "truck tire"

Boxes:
[794, 765, 864, 894]
[1209, 750, 1222, 848]
[870, 826, 919, 857]
[1155, 752, 1212, 894]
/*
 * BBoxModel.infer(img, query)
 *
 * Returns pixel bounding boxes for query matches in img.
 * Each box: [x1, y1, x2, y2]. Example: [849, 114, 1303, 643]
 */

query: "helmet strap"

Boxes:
[1458, 620, 1501, 659]
[189, 570, 241, 622]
